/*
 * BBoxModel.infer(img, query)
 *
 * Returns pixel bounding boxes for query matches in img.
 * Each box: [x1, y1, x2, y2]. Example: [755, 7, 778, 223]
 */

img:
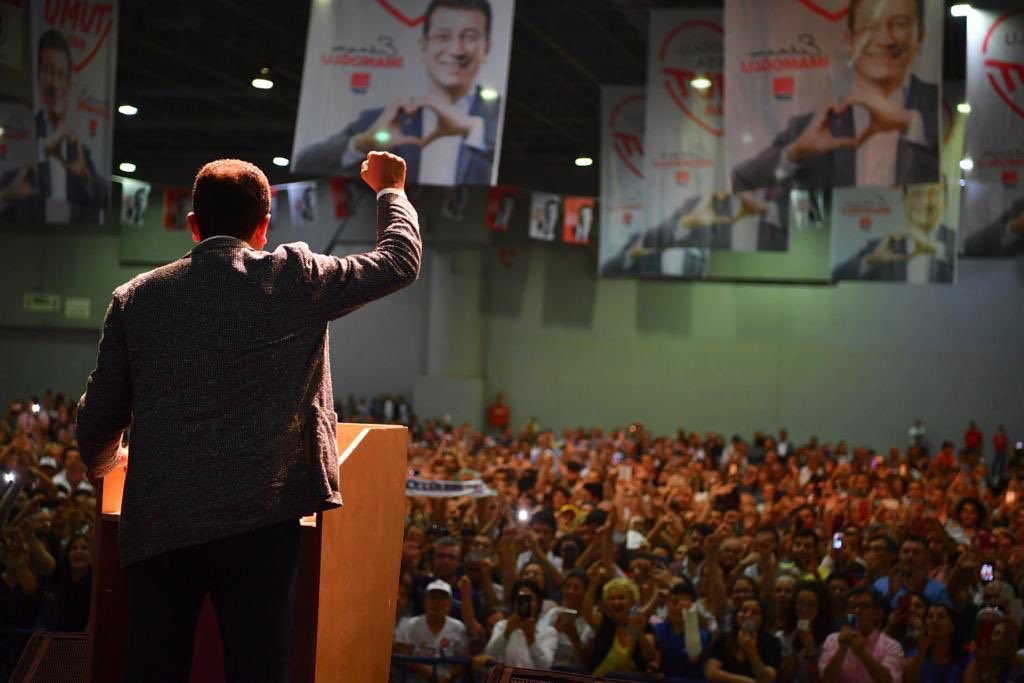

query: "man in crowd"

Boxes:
[820, 587, 905, 683]
[394, 580, 470, 683]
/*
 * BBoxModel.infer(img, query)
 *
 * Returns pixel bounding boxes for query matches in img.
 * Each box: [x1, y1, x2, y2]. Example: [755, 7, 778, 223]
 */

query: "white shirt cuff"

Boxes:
[463, 116, 487, 151]
[377, 188, 406, 200]
[903, 111, 926, 146]
[341, 136, 364, 170]
[775, 145, 802, 181]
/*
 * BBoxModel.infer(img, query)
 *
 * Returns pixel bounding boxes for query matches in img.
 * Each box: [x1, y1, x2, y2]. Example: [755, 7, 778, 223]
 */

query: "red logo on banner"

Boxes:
[351, 72, 371, 94]
[42, 1, 115, 73]
[773, 76, 795, 100]
[88, 119, 97, 137]
[858, 216, 872, 230]
[1003, 169, 1020, 187]
[675, 170, 691, 184]
[609, 94, 645, 178]
[623, 211, 634, 226]
[797, 0, 849, 22]
[658, 19, 724, 138]
[982, 9, 1024, 121]
[376, 0, 426, 28]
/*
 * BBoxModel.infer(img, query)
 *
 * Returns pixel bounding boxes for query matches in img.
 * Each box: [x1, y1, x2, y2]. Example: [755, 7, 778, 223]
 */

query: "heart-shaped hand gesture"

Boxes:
[842, 81, 913, 143]
[353, 98, 426, 153]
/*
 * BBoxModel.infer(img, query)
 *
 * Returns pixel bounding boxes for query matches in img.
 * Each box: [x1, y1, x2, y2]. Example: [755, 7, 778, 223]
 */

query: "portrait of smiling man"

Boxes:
[731, 0, 939, 192]
[294, 0, 500, 186]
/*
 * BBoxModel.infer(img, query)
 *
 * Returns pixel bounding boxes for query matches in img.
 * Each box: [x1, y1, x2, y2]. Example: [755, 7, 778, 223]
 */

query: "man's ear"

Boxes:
[187, 212, 202, 243]
[250, 214, 271, 249]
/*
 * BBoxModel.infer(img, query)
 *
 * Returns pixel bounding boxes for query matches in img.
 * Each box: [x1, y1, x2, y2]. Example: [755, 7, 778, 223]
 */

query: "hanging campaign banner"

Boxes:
[119, 177, 150, 227]
[0, 1, 117, 225]
[725, 0, 942, 193]
[405, 476, 496, 498]
[328, 177, 352, 219]
[830, 182, 956, 285]
[290, 0, 514, 187]
[485, 185, 516, 231]
[597, 86, 648, 274]
[528, 191, 560, 242]
[940, 81, 964, 234]
[562, 196, 596, 245]
[962, 8, 1024, 258]
[288, 181, 318, 230]
[162, 187, 190, 231]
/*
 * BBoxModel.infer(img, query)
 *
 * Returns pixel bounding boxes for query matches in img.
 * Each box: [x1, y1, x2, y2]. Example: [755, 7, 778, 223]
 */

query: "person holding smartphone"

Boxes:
[819, 587, 904, 683]
[484, 579, 558, 669]
[705, 597, 782, 683]
[537, 569, 593, 671]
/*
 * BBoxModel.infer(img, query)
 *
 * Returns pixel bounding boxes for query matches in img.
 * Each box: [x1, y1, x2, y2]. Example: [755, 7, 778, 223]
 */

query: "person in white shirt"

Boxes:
[394, 580, 470, 683]
[485, 579, 559, 669]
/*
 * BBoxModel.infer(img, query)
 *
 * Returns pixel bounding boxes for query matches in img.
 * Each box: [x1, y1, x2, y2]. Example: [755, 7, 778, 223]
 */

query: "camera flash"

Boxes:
[31, 403, 41, 414]
[3, 472, 15, 483]
[517, 509, 529, 522]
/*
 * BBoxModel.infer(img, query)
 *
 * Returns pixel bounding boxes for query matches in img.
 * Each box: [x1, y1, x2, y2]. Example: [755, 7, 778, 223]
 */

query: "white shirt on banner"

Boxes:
[37, 117, 67, 202]
[906, 228, 948, 285]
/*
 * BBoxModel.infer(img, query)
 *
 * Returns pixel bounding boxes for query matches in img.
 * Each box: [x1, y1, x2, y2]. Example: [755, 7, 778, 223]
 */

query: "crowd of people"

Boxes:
[396, 416, 1024, 682]
[3, 386, 1024, 682]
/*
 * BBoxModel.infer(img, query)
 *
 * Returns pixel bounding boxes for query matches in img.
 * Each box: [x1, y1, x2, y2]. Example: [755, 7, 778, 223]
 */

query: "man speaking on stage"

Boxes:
[75, 151, 421, 681]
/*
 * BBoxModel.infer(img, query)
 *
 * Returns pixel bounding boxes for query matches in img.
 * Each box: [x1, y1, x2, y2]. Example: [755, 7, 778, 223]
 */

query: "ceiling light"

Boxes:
[480, 87, 499, 101]
[574, 157, 593, 167]
[957, 102, 971, 114]
[690, 76, 712, 90]
[119, 162, 136, 173]
[959, 158, 974, 171]
[118, 104, 138, 116]
[252, 78, 274, 90]
[273, 156, 289, 167]
[950, 4, 971, 18]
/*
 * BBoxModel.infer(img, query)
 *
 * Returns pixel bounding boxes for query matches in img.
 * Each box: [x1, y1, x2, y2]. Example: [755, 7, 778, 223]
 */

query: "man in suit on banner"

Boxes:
[76, 152, 421, 681]
[294, 0, 499, 186]
[833, 181, 955, 283]
[732, 0, 939, 192]
[963, 198, 1024, 258]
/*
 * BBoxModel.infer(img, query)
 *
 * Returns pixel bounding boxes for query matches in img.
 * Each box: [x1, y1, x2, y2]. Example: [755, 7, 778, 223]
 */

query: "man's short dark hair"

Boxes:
[671, 581, 698, 601]
[900, 534, 927, 550]
[847, 584, 887, 612]
[530, 509, 556, 533]
[192, 159, 271, 239]
[38, 29, 71, 71]
[847, 0, 925, 41]
[434, 535, 461, 551]
[424, 0, 492, 39]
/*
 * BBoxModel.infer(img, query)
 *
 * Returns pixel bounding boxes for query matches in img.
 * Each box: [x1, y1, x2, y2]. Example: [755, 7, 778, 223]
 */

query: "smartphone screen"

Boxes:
[832, 532, 844, 550]
[981, 564, 994, 583]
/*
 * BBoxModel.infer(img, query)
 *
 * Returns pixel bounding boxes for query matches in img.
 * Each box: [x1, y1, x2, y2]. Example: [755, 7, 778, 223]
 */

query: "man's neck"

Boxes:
[428, 81, 471, 104]
[855, 75, 904, 99]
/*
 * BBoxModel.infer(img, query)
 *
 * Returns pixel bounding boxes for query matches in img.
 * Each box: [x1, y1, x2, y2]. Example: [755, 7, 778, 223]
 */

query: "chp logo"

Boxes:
[773, 76, 795, 101]
[658, 19, 724, 138]
[351, 72, 371, 94]
[42, 0, 116, 73]
[609, 93, 644, 179]
[981, 9, 1024, 121]
[376, 0, 426, 28]
[796, 0, 849, 23]
[1003, 169, 1020, 187]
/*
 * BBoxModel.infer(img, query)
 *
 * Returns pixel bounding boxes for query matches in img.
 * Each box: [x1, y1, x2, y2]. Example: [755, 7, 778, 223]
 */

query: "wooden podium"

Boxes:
[86, 423, 408, 682]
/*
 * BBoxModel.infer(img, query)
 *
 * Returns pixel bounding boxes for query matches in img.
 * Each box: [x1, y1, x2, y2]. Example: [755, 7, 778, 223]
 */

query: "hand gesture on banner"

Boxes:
[42, 124, 69, 161]
[414, 94, 476, 147]
[352, 98, 423, 153]
[865, 234, 909, 265]
[360, 151, 406, 193]
[909, 232, 939, 258]
[786, 101, 861, 163]
[41, 126, 93, 182]
[0, 165, 37, 202]
[680, 194, 735, 229]
[1008, 210, 1024, 236]
[843, 81, 914, 142]
[65, 135, 93, 182]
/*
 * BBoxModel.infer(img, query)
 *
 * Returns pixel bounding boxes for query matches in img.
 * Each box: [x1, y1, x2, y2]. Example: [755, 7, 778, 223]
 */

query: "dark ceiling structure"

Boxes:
[114, 0, 968, 195]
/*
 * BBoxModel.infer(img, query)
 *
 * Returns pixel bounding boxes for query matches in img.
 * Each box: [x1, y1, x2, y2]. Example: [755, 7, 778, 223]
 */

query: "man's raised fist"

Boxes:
[360, 150, 406, 194]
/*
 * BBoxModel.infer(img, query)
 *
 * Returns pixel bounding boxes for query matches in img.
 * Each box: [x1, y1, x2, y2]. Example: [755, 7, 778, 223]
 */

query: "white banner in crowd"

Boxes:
[962, 8, 1024, 258]
[405, 477, 496, 498]
[830, 184, 957, 285]
[288, 181, 318, 230]
[290, 0, 514, 187]
[597, 86, 646, 275]
[0, 1, 117, 225]
[119, 177, 150, 227]
[725, 0, 943, 193]
[528, 191, 560, 242]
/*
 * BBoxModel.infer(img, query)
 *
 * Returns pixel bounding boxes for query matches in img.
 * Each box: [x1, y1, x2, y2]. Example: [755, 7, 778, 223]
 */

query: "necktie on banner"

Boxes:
[289, 0, 516, 187]
[724, 0, 943, 193]
[528, 191, 561, 241]
[119, 178, 150, 227]
[486, 185, 517, 231]
[961, 8, 1024, 258]
[288, 180, 318, 230]
[162, 187, 191, 231]
[405, 477, 497, 498]
[562, 196, 596, 245]
[328, 177, 351, 219]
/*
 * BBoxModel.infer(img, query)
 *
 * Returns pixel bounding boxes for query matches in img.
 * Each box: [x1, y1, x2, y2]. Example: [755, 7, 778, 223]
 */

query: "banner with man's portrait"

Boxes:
[561, 196, 595, 245]
[485, 185, 516, 232]
[961, 8, 1024, 258]
[290, 0, 514, 187]
[725, 0, 943, 194]
[830, 182, 957, 285]
[288, 181, 319, 231]
[597, 86, 647, 275]
[119, 177, 150, 228]
[528, 191, 560, 242]
[0, 1, 117, 225]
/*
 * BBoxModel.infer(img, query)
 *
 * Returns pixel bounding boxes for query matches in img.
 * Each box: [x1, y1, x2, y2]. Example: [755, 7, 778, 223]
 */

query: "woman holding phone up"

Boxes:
[484, 578, 558, 669]
[705, 597, 783, 683]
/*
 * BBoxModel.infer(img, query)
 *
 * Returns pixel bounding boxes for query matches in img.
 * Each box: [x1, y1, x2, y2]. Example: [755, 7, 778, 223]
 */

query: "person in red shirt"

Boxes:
[487, 392, 510, 432]
[964, 421, 983, 454]
[933, 441, 957, 472]
[992, 425, 1009, 486]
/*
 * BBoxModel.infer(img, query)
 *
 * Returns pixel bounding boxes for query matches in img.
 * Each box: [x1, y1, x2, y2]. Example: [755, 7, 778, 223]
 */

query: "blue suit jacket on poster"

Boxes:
[831, 224, 957, 283]
[732, 76, 940, 192]
[294, 87, 499, 186]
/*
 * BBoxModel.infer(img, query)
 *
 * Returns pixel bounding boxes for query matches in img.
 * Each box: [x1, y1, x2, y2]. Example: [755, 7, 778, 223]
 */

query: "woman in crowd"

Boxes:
[485, 579, 559, 669]
[904, 602, 971, 683]
[946, 497, 985, 547]
[705, 597, 782, 683]
[537, 569, 592, 671]
[48, 531, 92, 631]
[581, 569, 657, 677]
[884, 591, 929, 655]
[779, 581, 831, 683]
[517, 561, 558, 617]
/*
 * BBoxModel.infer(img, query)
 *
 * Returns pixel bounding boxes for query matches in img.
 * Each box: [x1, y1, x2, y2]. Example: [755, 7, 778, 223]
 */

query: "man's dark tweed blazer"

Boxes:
[76, 192, 421, 567]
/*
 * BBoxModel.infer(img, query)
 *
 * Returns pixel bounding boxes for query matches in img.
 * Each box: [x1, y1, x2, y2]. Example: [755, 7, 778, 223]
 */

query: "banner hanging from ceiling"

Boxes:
[0, 0, 117, 225]
[961, 8, 1024, 258]
[291, 0, 514, 187]
[597, 86, 646, 275]
[725, 0, 943, 193]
